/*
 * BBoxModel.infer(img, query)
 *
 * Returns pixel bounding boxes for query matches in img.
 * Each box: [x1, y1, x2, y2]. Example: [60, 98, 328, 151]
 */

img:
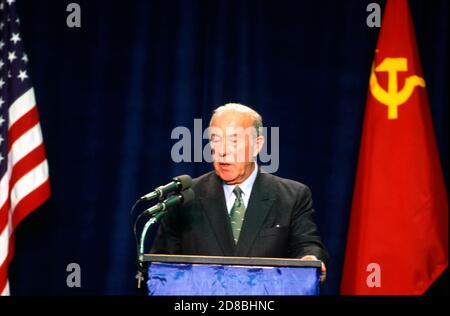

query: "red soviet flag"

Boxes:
[341, 0, 448, 295]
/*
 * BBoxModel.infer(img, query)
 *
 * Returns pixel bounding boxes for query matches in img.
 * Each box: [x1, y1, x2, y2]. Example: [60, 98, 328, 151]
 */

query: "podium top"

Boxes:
[142, 254, 321, 268]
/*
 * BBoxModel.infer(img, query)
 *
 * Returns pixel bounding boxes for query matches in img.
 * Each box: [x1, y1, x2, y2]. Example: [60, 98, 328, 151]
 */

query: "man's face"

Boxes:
[209, 111, 263, 185]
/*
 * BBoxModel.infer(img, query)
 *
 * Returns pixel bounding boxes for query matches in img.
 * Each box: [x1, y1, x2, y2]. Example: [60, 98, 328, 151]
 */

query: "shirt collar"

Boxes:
[222, 163, 259, 199]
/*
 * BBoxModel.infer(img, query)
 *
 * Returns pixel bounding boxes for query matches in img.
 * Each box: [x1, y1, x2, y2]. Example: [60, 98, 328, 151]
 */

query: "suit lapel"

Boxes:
[199, 173, 236, 255]
[235, 172, 277, 256]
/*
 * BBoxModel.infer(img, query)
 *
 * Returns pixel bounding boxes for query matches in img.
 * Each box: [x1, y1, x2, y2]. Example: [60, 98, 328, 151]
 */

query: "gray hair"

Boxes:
[210, 103, 263, 136]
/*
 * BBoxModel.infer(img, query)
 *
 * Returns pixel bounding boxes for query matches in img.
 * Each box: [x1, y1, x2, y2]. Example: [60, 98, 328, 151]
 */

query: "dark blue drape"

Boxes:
[9, 0, 448, 295]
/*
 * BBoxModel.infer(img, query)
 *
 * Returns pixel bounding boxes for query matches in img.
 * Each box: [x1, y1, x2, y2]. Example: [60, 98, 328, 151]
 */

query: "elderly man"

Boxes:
[151, 103, 327, 281]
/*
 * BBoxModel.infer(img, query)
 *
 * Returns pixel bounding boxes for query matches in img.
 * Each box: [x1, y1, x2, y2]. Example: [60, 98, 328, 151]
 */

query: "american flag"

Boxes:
[0, 0, 50, 295]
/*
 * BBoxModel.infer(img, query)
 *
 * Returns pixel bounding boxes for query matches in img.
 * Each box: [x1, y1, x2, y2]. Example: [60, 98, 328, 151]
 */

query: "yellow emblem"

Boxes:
[370, 57, 425, 119]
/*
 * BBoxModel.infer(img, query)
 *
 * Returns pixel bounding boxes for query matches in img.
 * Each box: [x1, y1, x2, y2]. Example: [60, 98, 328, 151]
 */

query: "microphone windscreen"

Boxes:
[180, 188, 195, 205]
[174, 175, 192, 190]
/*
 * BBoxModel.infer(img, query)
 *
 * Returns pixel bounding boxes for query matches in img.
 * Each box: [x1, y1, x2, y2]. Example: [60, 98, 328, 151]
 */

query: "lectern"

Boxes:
[141, 254, 322, 295]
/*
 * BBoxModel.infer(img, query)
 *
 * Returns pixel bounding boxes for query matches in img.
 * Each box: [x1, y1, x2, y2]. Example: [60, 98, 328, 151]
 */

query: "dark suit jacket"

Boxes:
[151, 170, 328, 264]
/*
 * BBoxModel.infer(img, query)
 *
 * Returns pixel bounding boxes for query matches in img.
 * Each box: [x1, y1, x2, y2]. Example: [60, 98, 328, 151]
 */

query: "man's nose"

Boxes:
[213, 142, 232, 160]
[216, 144, 228, 157]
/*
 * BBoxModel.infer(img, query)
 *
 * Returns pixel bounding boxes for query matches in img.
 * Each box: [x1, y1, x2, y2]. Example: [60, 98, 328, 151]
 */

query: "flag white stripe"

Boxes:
[0, 166, 12, 212]
[0, 176, 9, 212]
[0, 214, 12, 267]
[1, 281, 10, 296]
[10, 160, 49, 211]
[8, 88, 36, 128]
[8, 123, 43, 166]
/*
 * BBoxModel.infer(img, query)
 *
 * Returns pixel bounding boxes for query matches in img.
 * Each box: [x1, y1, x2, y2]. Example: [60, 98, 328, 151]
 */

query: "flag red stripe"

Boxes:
[7, 106, 39, 152]
[9, 145, 46, 190]
[0, 235, 15, 295]
[12, 180, 50, 229]
[0, 199, 10, 241]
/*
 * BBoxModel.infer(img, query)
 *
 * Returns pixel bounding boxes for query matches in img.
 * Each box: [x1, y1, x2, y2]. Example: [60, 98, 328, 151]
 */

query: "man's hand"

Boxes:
[300, 255, 327, 284]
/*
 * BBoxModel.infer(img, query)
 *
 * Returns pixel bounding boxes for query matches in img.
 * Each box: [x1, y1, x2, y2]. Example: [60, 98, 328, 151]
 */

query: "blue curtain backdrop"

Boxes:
[8, 0, 447, 295]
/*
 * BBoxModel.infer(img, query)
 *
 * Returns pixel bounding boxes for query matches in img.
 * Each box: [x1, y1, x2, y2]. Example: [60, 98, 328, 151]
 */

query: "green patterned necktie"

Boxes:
[230, 186, 246, 244]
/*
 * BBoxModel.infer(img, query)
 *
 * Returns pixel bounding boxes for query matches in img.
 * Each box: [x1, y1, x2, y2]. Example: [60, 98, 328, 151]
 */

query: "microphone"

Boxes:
[143, 188, 195, 216]
[139, 175, 192, 201]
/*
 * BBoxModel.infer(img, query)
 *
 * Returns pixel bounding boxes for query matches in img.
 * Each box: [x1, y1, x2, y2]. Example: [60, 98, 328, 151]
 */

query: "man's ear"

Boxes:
[253, 135, 265, 157]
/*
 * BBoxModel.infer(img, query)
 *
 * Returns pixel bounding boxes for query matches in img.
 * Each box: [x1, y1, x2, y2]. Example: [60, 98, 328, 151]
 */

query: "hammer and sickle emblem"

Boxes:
[370, 57, 425, 119]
